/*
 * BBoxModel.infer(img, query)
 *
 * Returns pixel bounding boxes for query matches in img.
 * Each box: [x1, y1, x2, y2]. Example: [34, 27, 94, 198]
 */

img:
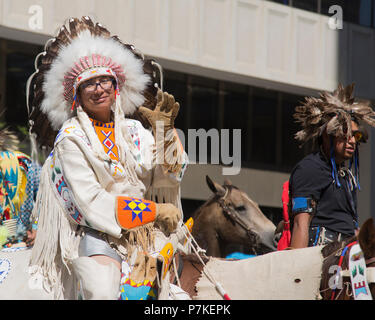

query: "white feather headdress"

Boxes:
[27, 16, 160, 149]
[41, 30, 149, 129]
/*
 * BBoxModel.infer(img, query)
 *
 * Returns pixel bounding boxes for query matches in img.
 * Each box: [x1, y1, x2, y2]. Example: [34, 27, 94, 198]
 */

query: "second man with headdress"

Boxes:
[289, 84, 375, 248]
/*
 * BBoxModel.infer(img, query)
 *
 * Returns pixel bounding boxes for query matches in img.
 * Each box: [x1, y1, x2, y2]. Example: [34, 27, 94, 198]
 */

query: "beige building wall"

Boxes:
[0, 0, 374, 224]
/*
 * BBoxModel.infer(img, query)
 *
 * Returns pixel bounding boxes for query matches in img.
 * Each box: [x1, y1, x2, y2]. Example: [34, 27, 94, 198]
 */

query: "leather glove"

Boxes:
[155, 203, 181, 235]
[138, 89, 180, 136]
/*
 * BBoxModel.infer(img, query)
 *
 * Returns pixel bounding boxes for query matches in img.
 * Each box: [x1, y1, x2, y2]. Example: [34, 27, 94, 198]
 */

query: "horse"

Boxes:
[319, 218, 375, 300]
[2, 217, 375, 300]
[175, 218, 375, 300]
[190, 176, 277, 258]
[0, 177, 278, 300]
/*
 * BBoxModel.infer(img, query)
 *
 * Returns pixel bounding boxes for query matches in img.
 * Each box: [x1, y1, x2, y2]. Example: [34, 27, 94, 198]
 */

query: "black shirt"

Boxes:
[289, 151, 358, 236]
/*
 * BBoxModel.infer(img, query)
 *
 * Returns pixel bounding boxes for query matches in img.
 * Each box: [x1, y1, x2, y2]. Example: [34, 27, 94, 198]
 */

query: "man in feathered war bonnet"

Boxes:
[26, 17, 189, 299]
[289, 84, 375, 248]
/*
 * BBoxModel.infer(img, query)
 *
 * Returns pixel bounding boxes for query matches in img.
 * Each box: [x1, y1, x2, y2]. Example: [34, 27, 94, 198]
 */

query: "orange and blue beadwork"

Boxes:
[90, 118, 119, 161]
[116, 196, 156, 229]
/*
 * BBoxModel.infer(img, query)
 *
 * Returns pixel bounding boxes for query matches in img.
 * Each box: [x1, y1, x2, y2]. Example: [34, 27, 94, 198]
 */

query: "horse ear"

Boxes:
[206, 175, 226, 196]
[224, 179, 232, 186]
[358, 218, 375, 258]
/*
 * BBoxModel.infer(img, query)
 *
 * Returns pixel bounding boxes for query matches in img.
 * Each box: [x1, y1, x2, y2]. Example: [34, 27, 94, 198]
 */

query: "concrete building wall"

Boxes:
[2, 0, 374, 97]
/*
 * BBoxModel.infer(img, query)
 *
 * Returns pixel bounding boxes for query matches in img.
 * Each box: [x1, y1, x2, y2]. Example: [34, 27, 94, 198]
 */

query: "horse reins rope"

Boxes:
[179, 224, 231, 300]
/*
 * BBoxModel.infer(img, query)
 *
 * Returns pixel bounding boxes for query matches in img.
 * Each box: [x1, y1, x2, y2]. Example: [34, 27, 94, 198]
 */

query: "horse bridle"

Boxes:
[215, 186, 258, 246]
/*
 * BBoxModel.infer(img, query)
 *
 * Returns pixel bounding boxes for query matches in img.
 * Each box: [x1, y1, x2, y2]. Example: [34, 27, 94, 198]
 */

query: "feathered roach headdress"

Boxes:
[26, 16, 161, 150]
[294, 83, 375, 189]
[294, 83, 375, 146]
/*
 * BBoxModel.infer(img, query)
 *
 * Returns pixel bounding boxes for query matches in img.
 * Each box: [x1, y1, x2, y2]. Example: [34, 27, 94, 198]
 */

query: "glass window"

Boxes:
[321, 1, 342, 17]
[190, 76, 219, 131]
[2, 39, 42, 152]
[268, 0, 290, 5]
[359, 0, 372, 27]
[346, 0, 371, 26]
[188, 75, 219, 163]
[6, 52, 34, 126]
[292, 0, 318, 13]
[259, 205, 283, 226]
[281, 93, 306, 171]
[181, 198, 205, 221]
[321, 0, 372, 27]
[163, 69, 187, 133]
[250, 87, 277, 166]
[223, 82, 249, 162]
[150, 69, 311, 172]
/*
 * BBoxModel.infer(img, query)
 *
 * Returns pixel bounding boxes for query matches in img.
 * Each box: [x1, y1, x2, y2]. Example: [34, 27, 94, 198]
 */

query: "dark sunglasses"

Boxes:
[352, 130, 363, 143]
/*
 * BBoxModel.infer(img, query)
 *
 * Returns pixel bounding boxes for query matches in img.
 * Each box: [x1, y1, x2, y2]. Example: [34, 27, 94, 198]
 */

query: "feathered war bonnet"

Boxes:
[293, 83, 375, 189]
[26, 17, 167, 262]
[27, 16, 160, 150]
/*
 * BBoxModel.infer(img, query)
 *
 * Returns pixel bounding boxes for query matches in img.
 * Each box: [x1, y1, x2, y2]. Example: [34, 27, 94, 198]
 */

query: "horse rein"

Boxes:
[215, 186, 258, 245]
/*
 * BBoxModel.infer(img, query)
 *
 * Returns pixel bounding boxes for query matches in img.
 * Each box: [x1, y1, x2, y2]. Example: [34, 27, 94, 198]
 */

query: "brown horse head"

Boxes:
[320, 218, 375, 300]
[191, 175, 277, 258]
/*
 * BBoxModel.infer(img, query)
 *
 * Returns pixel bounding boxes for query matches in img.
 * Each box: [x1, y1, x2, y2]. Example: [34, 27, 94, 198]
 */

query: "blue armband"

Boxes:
[292, 197, 315, 214]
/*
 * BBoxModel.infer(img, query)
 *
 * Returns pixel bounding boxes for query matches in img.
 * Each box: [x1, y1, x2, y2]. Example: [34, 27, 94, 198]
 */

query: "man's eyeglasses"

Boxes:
[80, 78, 115, 93]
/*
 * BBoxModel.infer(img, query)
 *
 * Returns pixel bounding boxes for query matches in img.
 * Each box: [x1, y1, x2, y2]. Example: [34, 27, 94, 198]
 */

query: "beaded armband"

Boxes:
[116, 196, 156, 230]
